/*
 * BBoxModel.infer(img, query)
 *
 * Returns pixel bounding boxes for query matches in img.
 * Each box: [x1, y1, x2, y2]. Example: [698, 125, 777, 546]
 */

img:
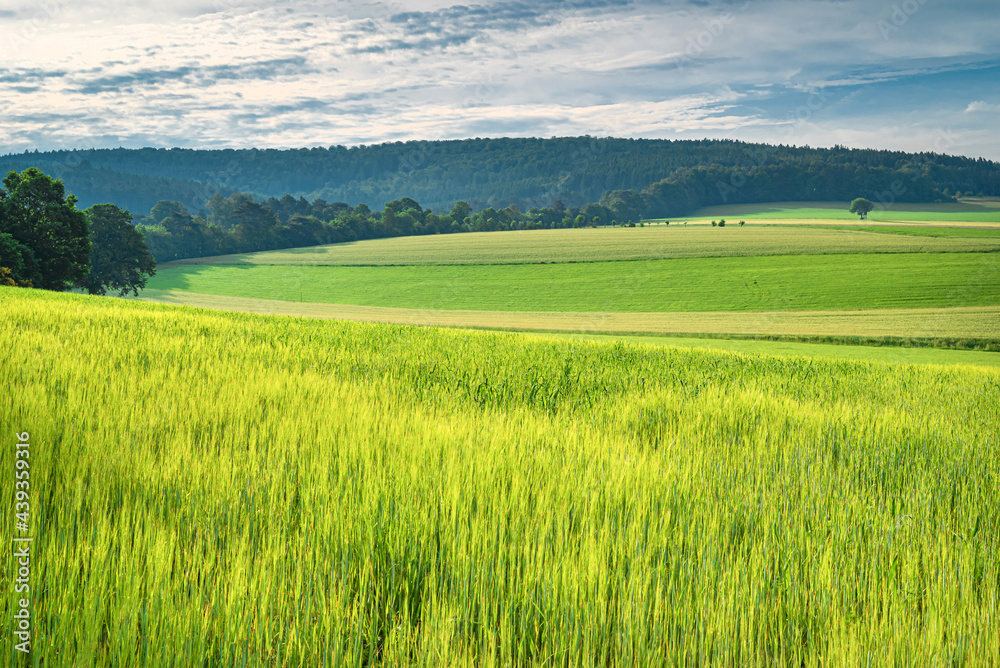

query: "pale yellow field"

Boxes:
[719, 219, 1000, 228]
[137, 289, 1000, 339]
[165, 225, 1000, 267]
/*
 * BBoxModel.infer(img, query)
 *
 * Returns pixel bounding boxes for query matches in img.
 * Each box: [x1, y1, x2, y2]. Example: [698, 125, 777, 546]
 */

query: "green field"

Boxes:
[167, 226, 1000, 267]
[814, 225, 1000, 238]
[688, 200, 1000, 223]
[148, 252, 1000, 313]
[3, 288, 998, 665]
[540, 332, 1000, 367]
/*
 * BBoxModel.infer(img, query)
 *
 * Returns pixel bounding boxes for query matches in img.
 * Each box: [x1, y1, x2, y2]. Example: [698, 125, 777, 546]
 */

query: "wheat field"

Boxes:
[2, 287, 998, 666]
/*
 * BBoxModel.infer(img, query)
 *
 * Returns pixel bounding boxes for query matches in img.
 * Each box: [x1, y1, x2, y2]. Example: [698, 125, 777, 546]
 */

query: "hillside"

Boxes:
[4, 138, 1000, 216]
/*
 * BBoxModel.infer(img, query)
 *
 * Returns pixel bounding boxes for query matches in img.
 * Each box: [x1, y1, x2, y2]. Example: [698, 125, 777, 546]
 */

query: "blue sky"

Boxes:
[1, 0, 998, 159]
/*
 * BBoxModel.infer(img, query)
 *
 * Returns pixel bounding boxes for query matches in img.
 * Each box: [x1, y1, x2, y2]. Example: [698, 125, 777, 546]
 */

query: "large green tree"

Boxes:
[0, 168, 90, 290]
[83, 204, 157, 296]
[850, 197, 875, 220]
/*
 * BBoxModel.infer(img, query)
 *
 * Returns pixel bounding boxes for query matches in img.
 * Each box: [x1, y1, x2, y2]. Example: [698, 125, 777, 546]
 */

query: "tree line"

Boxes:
[137, 193, 629, 263]
[1, 168, 156, 295]
[5, 138, 998, 215]
[4, 143, 999, 286]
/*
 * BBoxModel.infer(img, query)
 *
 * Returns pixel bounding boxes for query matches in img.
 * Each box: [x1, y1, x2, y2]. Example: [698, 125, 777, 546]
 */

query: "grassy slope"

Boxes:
[3, 288, 999, 665]
[147, 253, 1000, 312]
[168, 226, 1000, 267]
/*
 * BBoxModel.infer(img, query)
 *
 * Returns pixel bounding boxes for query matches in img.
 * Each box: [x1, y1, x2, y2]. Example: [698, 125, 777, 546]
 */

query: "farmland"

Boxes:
[166, 226, 1000, 267]
[687, 200, 1000, 224]
[2, 287, 999, 665]
[148, 252, 1000, 313]
[140, 217, 1000, 359]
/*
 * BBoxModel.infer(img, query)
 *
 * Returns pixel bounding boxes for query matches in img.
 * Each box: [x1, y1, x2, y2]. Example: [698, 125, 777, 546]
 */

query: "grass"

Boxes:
[688, 200, 1000, 223]
[813, 225, 1000, 238]
[138, 289, 1000, 344]
[146, 252, 1000, 313]
[167, 226, 1000, 267]
[2, 287, 998, 665]
[539, 332, 1000, 367]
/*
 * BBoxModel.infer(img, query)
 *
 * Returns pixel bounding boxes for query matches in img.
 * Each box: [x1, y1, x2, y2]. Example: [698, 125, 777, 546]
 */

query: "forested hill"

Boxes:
[3, 137, 999, 216]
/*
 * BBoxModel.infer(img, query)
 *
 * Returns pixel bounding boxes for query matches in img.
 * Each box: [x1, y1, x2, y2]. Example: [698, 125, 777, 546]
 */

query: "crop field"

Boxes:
[812, 226, 1000, 238]
[688, 201, 1000, 224]
[167, 226, 1000, 267]
[135, 290, 1000, 343]
[147, 252, 1000, 313]
[2, 287, 999, 666]
[539, 332, 1000, 368]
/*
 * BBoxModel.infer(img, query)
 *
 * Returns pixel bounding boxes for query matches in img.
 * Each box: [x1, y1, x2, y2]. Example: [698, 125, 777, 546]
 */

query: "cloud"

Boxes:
[72, 57, 312, 94]
[966, 100, 1000, 113]
[0, 0, 999, 159]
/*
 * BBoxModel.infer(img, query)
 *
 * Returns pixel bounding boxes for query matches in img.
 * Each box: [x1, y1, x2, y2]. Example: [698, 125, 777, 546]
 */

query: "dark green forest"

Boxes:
[3, 138, 998, 216]
[5, 138, 1000, 264]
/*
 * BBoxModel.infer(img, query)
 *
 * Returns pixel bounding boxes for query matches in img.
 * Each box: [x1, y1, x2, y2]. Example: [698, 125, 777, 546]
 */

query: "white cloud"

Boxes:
[966, 100, 1000, 113]
[0, 0, 999, 158]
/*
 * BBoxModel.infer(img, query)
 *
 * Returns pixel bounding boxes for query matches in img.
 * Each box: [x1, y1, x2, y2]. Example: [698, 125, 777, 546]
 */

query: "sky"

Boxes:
[1, 0, 998, 159]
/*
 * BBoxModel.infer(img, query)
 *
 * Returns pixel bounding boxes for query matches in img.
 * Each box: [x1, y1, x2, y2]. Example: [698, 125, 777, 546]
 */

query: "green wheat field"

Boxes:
[2, 287, 998, 666]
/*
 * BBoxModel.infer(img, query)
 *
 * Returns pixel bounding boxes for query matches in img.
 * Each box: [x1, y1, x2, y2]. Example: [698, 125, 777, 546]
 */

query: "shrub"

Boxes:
[718, 219, 726, 227]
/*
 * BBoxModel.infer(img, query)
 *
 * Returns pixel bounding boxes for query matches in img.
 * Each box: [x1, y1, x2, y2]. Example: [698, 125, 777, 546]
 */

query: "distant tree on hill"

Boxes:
[0, 168, 90, 290]
[83, 204, 156, 296]
[148, 200, 190, 225]
[850, 198, 875, 220]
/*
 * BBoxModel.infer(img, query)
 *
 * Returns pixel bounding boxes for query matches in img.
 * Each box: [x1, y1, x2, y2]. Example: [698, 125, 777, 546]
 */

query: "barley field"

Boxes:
[2, 287, 998, 666]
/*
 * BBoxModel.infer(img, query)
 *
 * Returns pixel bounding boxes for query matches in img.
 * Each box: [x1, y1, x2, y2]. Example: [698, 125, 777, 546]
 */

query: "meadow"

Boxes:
[147, 252, 1000, 313]
[135, 290, 1000, 348]
[168, 226, 1000, 267]
[539, 332, 1000, 367]
[687, 200, 1000, 224]
[2, 287, 999, 666]
[811, 226, 1000, 238]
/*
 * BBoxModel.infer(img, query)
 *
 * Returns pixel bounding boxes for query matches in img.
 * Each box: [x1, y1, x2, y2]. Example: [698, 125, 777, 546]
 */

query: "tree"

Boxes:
[599, 189, 645, 223]
[0, 168, 90, 290]
[232, 200, 279, 251]
[148, 200, 190, 225]
[850, 198, 875, 220]
[83, 204, 156, 296]
[449, 200, 472, 223]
